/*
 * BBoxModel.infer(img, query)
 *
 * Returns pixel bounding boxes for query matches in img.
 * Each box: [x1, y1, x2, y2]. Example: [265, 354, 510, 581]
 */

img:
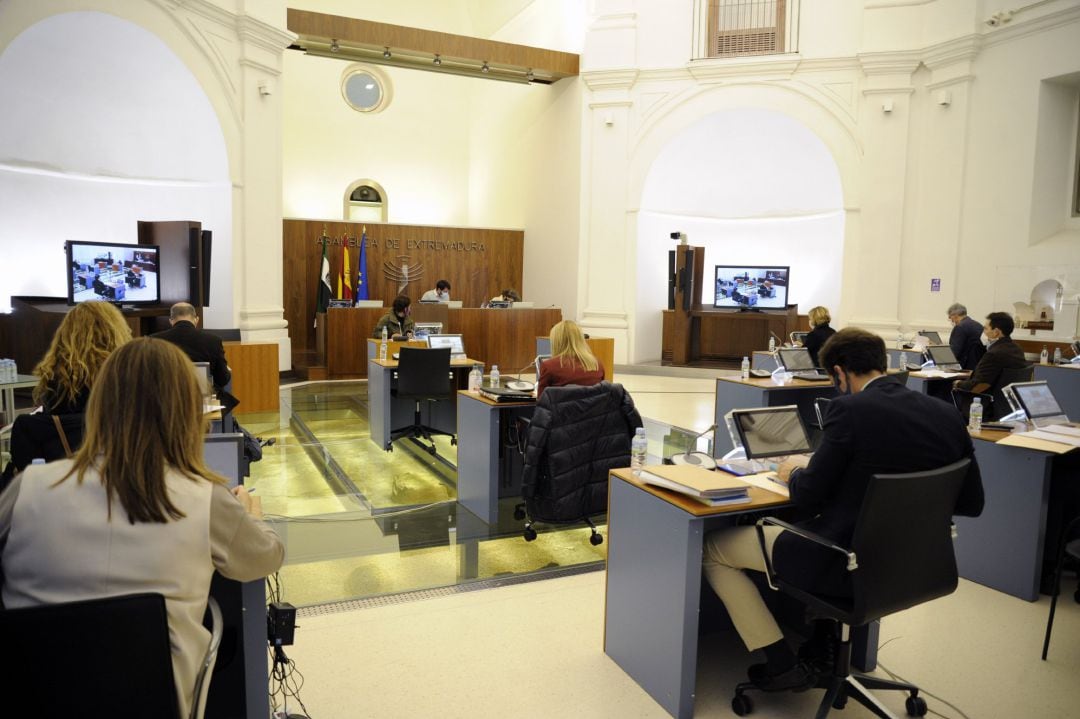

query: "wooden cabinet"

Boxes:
[662, 307, 799, 364]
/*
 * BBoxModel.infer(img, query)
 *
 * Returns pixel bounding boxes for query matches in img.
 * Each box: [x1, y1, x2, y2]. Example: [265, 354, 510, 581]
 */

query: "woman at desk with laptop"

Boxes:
[536, 320, 605, 397]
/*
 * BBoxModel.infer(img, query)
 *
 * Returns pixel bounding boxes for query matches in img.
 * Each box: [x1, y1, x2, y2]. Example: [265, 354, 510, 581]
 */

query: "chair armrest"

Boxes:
[755, 517, 859, 591]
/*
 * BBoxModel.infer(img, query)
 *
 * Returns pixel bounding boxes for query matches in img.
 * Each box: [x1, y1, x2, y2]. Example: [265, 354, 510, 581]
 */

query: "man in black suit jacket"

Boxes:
[153, 302, 231, 391]
[954, 312, 1027, 393]
[701, 328, 983, 691]
[947, 303, 986, 370]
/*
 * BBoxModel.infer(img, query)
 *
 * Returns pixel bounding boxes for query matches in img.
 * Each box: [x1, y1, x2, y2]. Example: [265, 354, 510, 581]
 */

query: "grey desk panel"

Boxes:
[369, 360, 392, 449]
[605, 479, 706, 719]
[1034, 364, 1080, 420]
[954, 439, 1053, 601]
[369, 361, 460, 451]
[458, 395, 534, 524]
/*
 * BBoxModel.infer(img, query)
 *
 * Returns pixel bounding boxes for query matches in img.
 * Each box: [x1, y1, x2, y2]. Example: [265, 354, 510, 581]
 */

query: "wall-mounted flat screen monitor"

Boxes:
[714, 266, 789, 309]
[66, 240, 160, 305]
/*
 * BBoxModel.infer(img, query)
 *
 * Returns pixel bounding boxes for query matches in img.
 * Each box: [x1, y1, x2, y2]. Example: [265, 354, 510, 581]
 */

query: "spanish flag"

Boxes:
[338, 240, 353, 300]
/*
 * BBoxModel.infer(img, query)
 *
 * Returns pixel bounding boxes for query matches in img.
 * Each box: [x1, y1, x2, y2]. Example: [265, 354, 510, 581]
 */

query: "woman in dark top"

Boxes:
[537, 320, 605, 398]
[802, 306, 837, 368]
[1, 302, 131, 485]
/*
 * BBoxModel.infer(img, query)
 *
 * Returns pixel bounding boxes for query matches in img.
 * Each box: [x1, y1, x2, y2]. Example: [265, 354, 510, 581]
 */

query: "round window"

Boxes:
[341, 67, 389, 113]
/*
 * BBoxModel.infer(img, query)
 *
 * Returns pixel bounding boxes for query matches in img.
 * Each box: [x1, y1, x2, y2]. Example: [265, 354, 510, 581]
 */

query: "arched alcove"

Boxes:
[0, 11, 232, 323]
[633, 108, 845, 362]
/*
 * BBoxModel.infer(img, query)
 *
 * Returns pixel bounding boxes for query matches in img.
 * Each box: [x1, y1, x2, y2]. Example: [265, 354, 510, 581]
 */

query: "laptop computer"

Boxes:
[925, 345, 961, 371]
[790, 331, 809, 346]
[730, 406, 814, 459]
[776, 347, 830, 381]
[919, 330, 943, 344]
[426, 334, 466, 360]
[1009, 381, 1074, 428]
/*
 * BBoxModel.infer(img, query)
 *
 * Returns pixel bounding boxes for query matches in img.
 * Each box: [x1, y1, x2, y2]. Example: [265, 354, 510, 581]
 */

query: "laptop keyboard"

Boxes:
[792, 370, 830, 381]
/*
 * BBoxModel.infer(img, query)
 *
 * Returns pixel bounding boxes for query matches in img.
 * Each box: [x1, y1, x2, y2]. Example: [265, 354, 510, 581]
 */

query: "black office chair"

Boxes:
[389, 346, 456, 454]
[731, 459, 972, 718]
[516, 382, 642, 545]
[951, 365, 1033, 421]
[1042, 514, 1080, 660]
[0, 592, 223, 719]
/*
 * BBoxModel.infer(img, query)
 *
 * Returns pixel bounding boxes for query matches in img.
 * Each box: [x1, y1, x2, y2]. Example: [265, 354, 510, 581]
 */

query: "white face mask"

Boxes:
[438, 290, 449, 301]
[980, 332, 992, 348]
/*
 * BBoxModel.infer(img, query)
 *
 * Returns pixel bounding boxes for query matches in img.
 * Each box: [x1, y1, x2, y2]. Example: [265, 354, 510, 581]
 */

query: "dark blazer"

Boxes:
[949, 316, 986, 371]
[0, 412, 85, 490]
[955, 336, 1027, 392]
[152, 320, 231, 390]
[803, 323, 836, 368]
[774, 378, 983, 597]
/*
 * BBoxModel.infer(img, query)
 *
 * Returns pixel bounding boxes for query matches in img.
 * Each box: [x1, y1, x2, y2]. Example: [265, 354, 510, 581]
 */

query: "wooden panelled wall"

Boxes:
[283, 219, 524, 366]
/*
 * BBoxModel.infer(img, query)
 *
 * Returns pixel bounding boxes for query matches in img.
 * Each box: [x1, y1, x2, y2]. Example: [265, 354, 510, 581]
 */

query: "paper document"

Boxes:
[637, 467, 749, 498]
[1041, 424, 1080, 439]
[1019, 429, 1080, 448]
[740, 473, 790, 498]
[917, 370, 965, 379]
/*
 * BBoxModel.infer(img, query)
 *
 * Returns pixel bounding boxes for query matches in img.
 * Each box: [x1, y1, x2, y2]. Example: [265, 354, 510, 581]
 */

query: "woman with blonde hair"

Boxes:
[537, 320, 606, 397]
[0, 337, 284, 717]
[803, 306, 836, 367]
[1, 302, 131, 484]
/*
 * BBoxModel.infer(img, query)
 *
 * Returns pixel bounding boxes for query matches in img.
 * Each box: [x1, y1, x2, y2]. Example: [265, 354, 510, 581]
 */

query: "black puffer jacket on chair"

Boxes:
[521, 382, 643, 524]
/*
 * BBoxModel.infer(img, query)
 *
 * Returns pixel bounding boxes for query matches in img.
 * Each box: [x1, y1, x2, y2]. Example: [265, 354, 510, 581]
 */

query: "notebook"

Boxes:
[637, 465, 750, 505]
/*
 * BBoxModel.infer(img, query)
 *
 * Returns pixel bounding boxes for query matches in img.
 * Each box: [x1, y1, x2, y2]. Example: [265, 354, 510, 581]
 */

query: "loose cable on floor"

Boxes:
[873, 640, 971, 719]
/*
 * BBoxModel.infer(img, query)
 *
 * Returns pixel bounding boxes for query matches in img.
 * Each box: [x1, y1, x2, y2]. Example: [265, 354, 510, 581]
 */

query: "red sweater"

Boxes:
[537, 357, 606, 398]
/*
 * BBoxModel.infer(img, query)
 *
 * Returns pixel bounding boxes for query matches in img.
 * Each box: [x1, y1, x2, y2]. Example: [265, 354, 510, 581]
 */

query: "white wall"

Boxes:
[0, 11, 232, 324]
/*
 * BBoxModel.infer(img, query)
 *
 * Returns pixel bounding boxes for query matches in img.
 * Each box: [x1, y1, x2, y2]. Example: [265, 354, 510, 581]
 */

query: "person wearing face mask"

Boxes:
[953, 312, 1027, 394]
[700, 328, 983, 692]
[372, 294, 416, 339]
[420, 279, 451, 303]
[946, 303, 986, 371]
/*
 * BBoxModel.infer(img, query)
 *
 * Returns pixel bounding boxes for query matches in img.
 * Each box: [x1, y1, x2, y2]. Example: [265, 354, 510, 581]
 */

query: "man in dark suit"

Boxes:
[954, 312, 1027, 394]
[947, 303, 986, 370]
[701, 328, 983, 691]
[153, 302, 231, 391]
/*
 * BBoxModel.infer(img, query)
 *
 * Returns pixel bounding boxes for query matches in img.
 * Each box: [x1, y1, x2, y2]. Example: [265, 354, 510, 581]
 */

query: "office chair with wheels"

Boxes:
[1042, 514, 1080, 660]
[517, 382, 642, 545]
[0, 592, 223, 719]
[389, 346, 456, 454]
[731, 459, 972, 718]
[951, 365, 1033, 421]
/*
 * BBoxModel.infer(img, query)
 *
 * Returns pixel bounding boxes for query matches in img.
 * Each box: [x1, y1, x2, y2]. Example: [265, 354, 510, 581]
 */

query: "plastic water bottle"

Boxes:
[969, 397, 983, 432]
[1040, 346, 1049, 365]
[896, 333, 904, 350]
[768, 336, 776, 353]
[489, 365, 500, 388]
[469, 364, 483, 393]
[379, 326, 388, 362]
[631, 427, 648, 476]
[1054, 347, 1062, 364]
[899, 351, 908, 369]
[741, 356, 750, 380]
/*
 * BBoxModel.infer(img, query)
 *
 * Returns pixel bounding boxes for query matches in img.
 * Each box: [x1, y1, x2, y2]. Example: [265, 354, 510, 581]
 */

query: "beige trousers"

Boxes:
[702, 525, 784, 651]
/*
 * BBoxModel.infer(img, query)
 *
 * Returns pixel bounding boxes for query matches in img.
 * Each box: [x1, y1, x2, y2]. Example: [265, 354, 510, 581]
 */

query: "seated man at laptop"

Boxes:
[372, 295, 416, 340]
[953, 312, 1027, 394]
[701, 328, 984, 691]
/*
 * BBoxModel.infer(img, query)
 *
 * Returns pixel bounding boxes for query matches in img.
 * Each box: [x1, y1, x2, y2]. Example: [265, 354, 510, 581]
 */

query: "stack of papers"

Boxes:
[1019, 425, 1080, 448]
[637, 465, 751, 506]
[916, 369, 965, 378]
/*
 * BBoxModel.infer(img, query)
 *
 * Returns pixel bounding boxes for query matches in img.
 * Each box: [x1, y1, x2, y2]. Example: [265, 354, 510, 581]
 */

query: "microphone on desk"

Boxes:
[505, 356, 540, 392]
[668, 423, 719, 469]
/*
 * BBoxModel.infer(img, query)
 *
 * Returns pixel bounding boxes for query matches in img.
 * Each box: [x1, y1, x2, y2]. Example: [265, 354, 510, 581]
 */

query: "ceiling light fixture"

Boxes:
[433, 54, 442, 66]
[330, 39, 339, 52]
[383, 47, 391, 59]
[481, 61, 489, 73]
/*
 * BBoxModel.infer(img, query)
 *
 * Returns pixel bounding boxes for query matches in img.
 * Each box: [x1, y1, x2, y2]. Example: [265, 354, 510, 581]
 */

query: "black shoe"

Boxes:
[747, 662, 816, 693]
[798, 638, 836, 671]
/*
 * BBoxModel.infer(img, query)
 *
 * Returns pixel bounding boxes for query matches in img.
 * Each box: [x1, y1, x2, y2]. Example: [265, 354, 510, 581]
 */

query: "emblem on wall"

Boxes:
[382, 255, 425, 295]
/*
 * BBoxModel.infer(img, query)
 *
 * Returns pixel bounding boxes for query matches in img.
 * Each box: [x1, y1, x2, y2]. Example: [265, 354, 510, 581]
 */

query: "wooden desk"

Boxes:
[713, 376, 837, 456]
[662, 307, 799, 365]
[367, 356, 479, 451]
[326, 307, 389, 378]
[955, 429, 1078, 601]
[604, 467, 875, 719]
[456, 391, 536, 524]
[222, 342, 279, 412]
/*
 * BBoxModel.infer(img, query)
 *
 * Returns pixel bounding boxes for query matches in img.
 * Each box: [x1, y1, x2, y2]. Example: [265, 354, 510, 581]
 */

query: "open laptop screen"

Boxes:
[919, 330, 943, 344]
[535, 354, 551, 378]
[1011, 381, 1066, 424]
[926, 345, 960, 367]
[730, 406, 813, 459]
[413, 322, 443, 340]
[777, 347, 816, 371]
[427, 334, 465, 356]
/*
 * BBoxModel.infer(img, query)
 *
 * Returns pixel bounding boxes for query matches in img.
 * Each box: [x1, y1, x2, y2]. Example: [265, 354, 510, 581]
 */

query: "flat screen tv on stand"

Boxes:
[66, 240, 161, 308]
[714, 265, 789, 311]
